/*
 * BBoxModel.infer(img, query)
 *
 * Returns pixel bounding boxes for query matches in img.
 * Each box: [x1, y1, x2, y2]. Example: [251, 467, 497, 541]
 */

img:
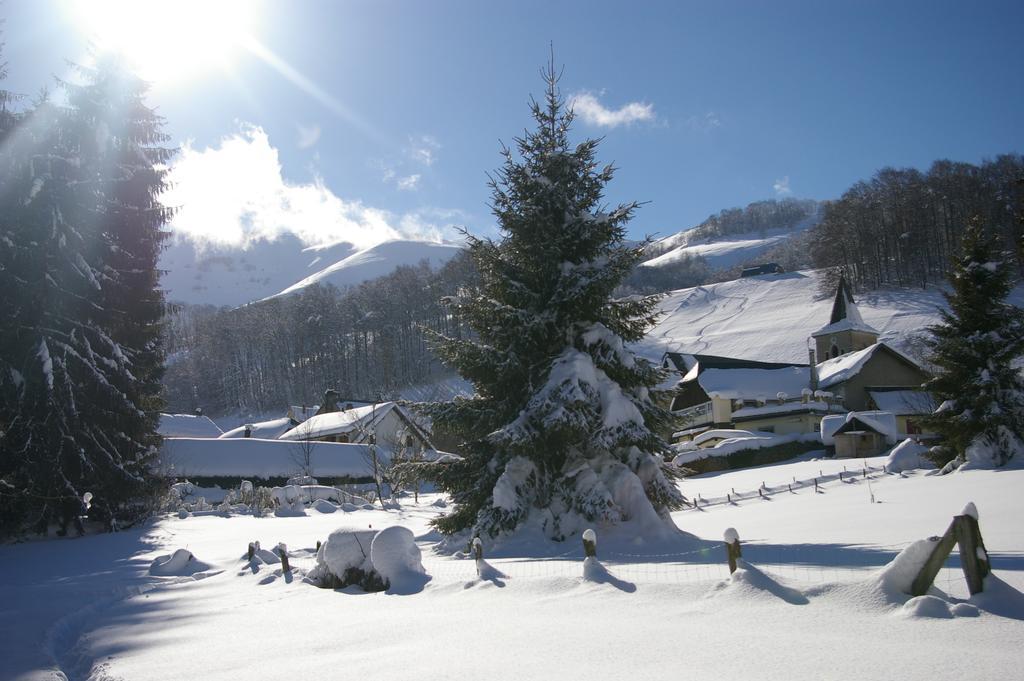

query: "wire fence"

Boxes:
[410, 536, 1002, 597]
[686, 462, 892, 509]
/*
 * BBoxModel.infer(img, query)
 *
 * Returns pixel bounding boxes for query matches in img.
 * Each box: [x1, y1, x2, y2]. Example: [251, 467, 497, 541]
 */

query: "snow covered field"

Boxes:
[4, 456, 1023, 681]
[638, 269, 1024, 363]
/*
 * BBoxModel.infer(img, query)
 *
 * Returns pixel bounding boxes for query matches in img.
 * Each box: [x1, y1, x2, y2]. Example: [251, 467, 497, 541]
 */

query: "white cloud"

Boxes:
[773, 176, 792, 197]
[569, 91, 655, 128]
[162, 124, 458, 250]
[296, 123, 321, 149]
[408, 135, 440, 166]
[685, 111, 721, 132]
[397, 174, 421, 191]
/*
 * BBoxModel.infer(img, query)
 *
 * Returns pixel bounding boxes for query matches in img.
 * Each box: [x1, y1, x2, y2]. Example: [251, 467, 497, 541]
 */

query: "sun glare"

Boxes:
[71, 0, 257, 84]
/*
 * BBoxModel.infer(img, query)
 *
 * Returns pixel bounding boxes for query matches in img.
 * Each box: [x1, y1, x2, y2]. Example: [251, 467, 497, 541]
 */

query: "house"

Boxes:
[664, 353, 844, 440]
[278, 401, 433, 450]
[821, 411, 898, 458]
[866, 387, 936, 436]
[664, 275, 933, 441]
[158, 413, 223, 439]
[740, 263, 784, 278]
[159, 436, 456, 487]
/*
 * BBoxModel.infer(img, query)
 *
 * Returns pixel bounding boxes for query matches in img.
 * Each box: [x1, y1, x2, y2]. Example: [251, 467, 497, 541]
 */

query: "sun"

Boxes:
[70, 0, 258, 84]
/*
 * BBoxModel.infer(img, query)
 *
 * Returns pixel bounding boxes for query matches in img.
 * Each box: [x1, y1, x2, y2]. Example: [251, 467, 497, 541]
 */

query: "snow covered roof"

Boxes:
[833, 411, 899, 443]
[867, 389, 936, 416]
[219, 418, 295, 440]
[692, 429, 775, 447]
[158, 414, 223, 438]
[815, 342, 924, 389]
[815, 344, 877, 388]
[697, 365, 811, 400]
[278, 402, 428, 443]
[159, 437, 451, 479]
[819, 414, 847, 445]
[812, 275, 879, 338]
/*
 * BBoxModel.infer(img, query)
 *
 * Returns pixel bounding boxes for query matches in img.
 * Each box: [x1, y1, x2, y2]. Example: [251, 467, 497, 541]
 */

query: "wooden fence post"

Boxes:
[277, 543, 290, 572]
[472, 536, 483, 561]
[954, 505, 990, 596]
[724, 528, 741, 574]
[247, 542, 255, 561]
[910, 503, 990, 596]
[582, 529, 597, 558]
[910, 523, 957, 597]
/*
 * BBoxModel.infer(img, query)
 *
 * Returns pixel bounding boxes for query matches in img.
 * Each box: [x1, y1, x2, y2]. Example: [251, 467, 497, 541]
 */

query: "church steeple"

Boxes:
[811, 274, 879, 360]
[828, 275, 859, 325]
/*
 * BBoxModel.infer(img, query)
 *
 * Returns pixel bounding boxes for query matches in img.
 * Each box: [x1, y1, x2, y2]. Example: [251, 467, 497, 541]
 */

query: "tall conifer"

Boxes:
[0, 57, 171, 534]
[925, 220, 1024, 467]
[424, 63, 684, 541]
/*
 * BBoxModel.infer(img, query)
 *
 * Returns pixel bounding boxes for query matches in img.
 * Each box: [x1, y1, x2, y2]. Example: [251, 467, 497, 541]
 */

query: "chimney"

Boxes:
[808, 342, 818, 391]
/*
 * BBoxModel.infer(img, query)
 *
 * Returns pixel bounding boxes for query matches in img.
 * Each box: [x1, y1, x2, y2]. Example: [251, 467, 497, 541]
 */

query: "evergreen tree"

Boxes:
[0, 58, 170, 535]
[925, 220, 1024, 468]
[422, 64, 684, 541]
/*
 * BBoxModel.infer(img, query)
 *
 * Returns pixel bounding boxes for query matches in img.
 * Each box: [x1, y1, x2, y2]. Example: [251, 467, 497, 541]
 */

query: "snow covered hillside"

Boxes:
[159, 235, 462, 307]
[265, 238, 463, 301]
[3, 456, 1022, 680]
[640, 203, 821, 272]
[159, 233, 357, 307]
[636, 269, 1024, 364]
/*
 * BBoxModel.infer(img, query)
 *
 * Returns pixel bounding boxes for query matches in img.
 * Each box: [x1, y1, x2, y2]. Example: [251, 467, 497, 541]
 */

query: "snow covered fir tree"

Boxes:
[421, 64, 685, 542]
[0, 58, 170, 536]
[925, 220, 1024, 468]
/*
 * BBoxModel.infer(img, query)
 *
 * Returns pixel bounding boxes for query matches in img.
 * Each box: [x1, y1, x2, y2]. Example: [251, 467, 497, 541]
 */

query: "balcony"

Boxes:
[675, 400, 713, 427]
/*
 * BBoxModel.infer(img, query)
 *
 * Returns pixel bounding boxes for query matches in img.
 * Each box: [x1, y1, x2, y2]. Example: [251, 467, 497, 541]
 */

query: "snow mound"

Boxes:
[312, 499, 338, 513]
[900, 595, 954, 619]
[580, 557, 636, 592]
[150, 549, 213, 576]
[431, 498, 448, 508]
[900, 596, 979, 619]
[871, 538, 937, 598]
[885, 439, 933, 473]
[707, 560, 807, 605]
[370, 526, 429, 593]
[969, 574, 1024, 619]
[340, 502, 358, 512]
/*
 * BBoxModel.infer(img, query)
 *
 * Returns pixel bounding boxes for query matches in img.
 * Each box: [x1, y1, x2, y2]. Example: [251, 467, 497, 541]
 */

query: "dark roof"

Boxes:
[664, 351, 807, 374]
[829, 274, 857, 325]
[740, 263, 784, 277]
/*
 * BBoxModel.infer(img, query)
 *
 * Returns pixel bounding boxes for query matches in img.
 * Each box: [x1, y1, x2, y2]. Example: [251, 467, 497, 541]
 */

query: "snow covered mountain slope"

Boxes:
[636, 269, 1024, 364]
[159, 234, 357, 307]
[264, 239, 464, 301]
[159, 236, 463, 307]
[641, 204, 821, 271]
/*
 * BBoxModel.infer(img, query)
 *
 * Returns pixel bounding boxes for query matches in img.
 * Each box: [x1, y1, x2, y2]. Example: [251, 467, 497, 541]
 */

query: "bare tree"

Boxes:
[288, 437, 316, 482]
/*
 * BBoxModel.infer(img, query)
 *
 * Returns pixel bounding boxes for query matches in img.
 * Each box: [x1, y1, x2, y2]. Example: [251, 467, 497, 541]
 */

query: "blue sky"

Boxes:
[4, 0, 1023, 247]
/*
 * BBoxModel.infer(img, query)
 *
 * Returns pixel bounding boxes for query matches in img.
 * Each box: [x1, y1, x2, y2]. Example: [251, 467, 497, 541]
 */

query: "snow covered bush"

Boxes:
[418, 62, 684, 543]
[308, 527, 426, 592]
[924, 221, 1024, 468]
[307, 528, 384, 591]
[884, 439, 933, 473]
[370, 526, 427, 592]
